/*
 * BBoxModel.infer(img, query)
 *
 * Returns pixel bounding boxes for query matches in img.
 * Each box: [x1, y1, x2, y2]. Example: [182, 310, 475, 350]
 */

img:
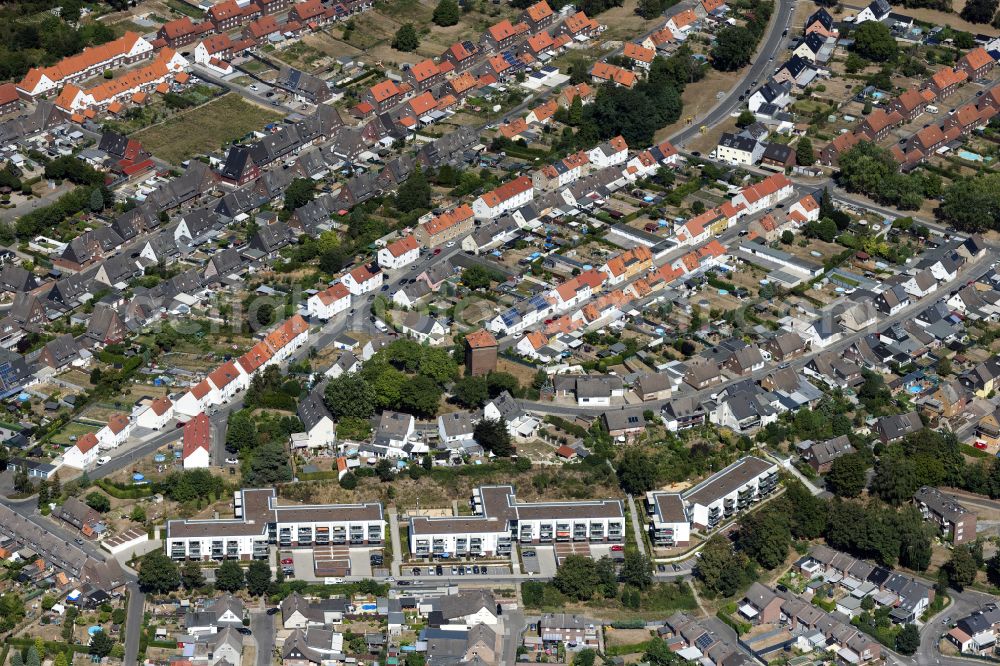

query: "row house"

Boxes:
[532, 151, 589, 190]
[858, 108, 902, 141]
[482, 19, 529, 51]
[623, 42, 655, 70]
[442, 40, 480, 72]
[559, 11, 601, 40]
[957, 47, 995, 81]
[415, 204, 475, 247]
[209, 0, 255, 32]
[472, 175, 533, 219]
[522, 0, 555, 29]
[913, 485, 977, 545]
[731, 173, 793, 215]
[890, 87, 935, 121]
[365, 79, 404, 113]
[590, 62, 636, 88]
[820, 130, 862, 166]
[157, 17, 213, 48]
[17, 32, 154, 98]
[600, 245, 652, 285]
[406, 59, 445, 92]
[53, 49, 189, 114]
[924, 66, 967, 98]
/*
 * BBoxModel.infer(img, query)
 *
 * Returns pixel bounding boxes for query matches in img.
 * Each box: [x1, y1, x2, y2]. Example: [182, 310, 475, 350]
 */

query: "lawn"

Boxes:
[50, 421, 101, 447]
[132, 94, 284, 164]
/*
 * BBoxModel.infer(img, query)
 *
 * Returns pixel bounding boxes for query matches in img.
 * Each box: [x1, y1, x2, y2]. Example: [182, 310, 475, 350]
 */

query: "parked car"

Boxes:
[96, 456, 110, 466]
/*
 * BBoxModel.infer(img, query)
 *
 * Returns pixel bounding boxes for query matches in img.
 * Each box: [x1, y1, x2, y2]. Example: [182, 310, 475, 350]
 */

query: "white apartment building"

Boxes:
[644, 492, 691, 547]
[408, 485, 624, 558]
[166, 488, 384, 560]
[341, 264, 383, 296]
[682, 456, 779, 529]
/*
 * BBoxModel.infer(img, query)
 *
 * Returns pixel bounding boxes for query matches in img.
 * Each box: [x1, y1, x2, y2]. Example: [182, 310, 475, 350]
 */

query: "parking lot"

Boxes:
[403, 563, 510, 578]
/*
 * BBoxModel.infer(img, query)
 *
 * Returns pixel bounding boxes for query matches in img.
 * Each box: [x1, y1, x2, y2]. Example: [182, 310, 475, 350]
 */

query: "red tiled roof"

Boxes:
[479, 175, 532, 208]
[76, 432, 99, 454]
[369, 79, 401, 102]
[386, 235, 418, 257]
[107, 413, 130, 434]
[526, 0, 554, 22]
[410, 59, 440, 82]
[182, 413, 211, 459]
[465, 329, 497, 349]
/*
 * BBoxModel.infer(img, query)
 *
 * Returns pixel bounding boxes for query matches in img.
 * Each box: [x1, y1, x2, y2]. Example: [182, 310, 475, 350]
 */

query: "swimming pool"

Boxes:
[958, 150, 991, 163]
[907, 385, 922, 394]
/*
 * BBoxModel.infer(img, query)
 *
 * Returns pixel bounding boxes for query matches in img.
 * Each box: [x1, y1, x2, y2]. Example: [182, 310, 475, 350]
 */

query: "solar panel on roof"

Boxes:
[695, 634, 714, 650]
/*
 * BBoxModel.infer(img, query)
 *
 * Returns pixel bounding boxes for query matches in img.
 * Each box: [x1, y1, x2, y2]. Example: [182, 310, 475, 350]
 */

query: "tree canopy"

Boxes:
[138, 550, 180, 594]
[432, 0, 460, 25]
[851, 21, 898, 61]
[392, 23, 420, 52]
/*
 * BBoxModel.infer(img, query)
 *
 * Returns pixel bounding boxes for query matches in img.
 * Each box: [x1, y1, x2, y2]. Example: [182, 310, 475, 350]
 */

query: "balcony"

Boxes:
[170, 545, 187, 559]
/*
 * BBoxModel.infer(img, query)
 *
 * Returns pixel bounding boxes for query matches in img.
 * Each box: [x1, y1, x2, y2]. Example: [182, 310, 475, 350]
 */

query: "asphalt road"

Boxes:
[123, 582, 146, 666]
[670, 0, 797, 147]
[906, 586, 996, 666]
[250, 608, 276, 666]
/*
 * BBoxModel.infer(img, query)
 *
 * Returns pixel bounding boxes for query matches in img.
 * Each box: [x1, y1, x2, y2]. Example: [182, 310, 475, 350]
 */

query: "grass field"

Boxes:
[132, 94, 284, 164]
[50, 421, 101, 447]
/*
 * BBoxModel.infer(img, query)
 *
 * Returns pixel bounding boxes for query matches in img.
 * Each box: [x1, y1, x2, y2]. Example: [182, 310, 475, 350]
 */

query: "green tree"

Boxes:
[325, 374, 376, 419]
[553, 554, 599, 600]
[617, 448, 658, 494]
[695, 535, 756, 597]
[852, 21, 898, 61]
[870, 455, 919, 505]
[88, 187, 104, 212]
[399, 375, 443, 417]
[595, 556, 618, 598]
[284, 178, 315, 211]
[574, 649, 597, 666]
[620, 551, 653, 589]
[340, 472, 358, 490]
[453, 375, 489, 407]
[474, 417, 514, 456]
[85, 491, 110, 513]
[245, 559, 272, 596]
[244, 441, 293, 486]
[131, 505, 147, 522]
[826, 453, 867, 497]
[940, 172, 1000, 232]
[138, 550, 180, 594]
[780, 230, 794, 244]
[392, 23, 420, 52]
[737, 507, 791, 569]
[432, 0, 460, 25]
[375, 458, 394, 481]
[944, 546, 978, 591]
[644, 636, 682, 666]
[226, 410, 258, 452]
[395, 166, 431, 212]
[89, 631, 115, 658]
[736, 110, 756, 127]
[53, 654, 68, 666]
[796, 137, 814, 165]
[462, 264, 502, 290]
[216, 560, 245, 592]
[986, 553, 1000, 587]
[895, 623, 920, 655]
[711, 26, 756, 71]
[182, 560, 205, 589]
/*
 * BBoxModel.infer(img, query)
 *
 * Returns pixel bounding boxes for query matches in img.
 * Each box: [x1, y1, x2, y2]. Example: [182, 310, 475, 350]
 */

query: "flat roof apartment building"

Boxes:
[682, 456, 778, 530]
[408, 485, 624, 558]
[166, 488, 384, 561]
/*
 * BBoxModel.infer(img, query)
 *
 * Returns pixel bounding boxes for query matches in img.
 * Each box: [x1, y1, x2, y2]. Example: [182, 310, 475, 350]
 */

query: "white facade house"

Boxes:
[483, 391, 540, 439]
[175, 380, 216, 417]
[261, 314, 310, 364]
[307, 283, 351, 320]
[341, 264, 383, 296]
[63, 433, 101, 469]
[587, 136, 629, 168]
[296, 392, 336, 449]
[17, 32, 154, 98]
[855, 0, 891, 23]
[682, 456, 779, 529]
[97, 414, 132, 450]
[182, 414, 211, 470]
[438, 411, 477, 446]
[472, 176, 534, 219]
[166, 488, 385, 560]
[645, 492, 692, 547]
[731, 173, 794, 216]
[54, 49, 188, 113]
[408, 485, 624, 558]
[716, 133, 764, 165]
[135, 397, 174, 430]
[377, 235, 420, 270]
[207, 360, 249, 404]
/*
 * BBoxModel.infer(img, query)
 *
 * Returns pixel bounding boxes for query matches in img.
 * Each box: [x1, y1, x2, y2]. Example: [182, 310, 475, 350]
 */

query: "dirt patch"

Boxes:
[655, 68, 745, 145]
[606, 628, 656, 647]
